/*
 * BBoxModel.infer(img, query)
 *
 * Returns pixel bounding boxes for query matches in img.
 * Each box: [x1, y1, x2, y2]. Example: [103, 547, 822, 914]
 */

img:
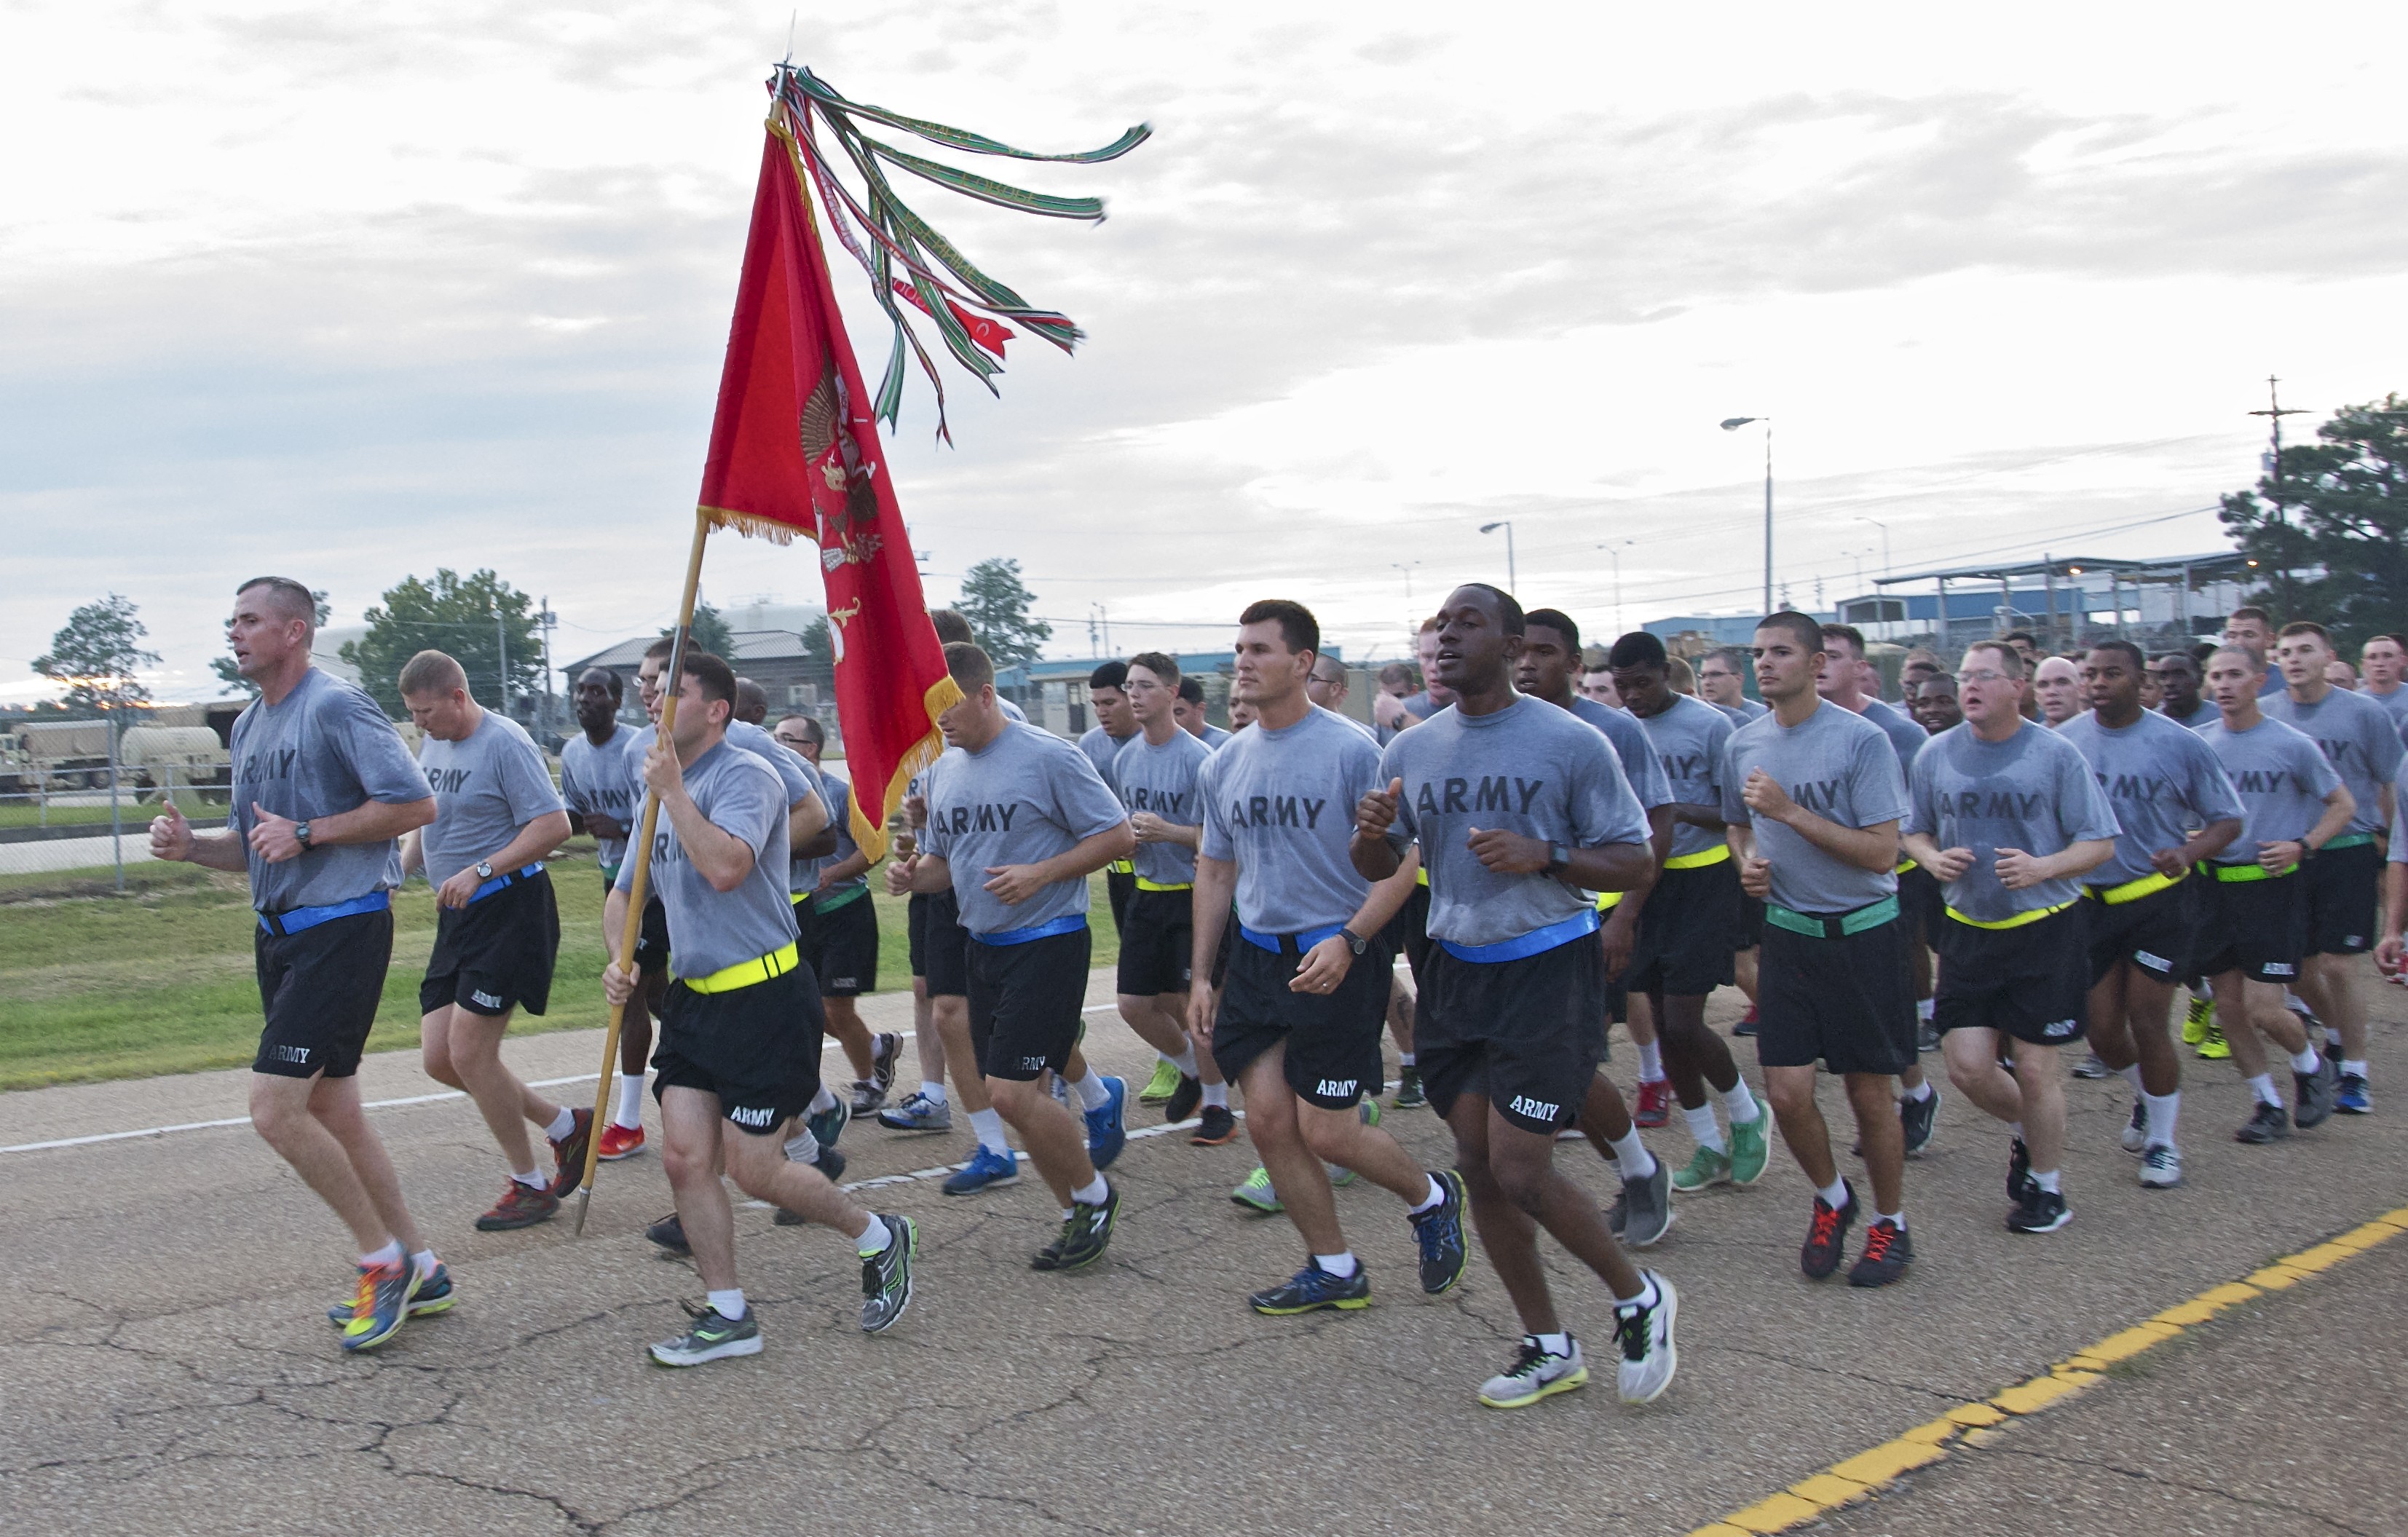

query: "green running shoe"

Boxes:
[1394, 1065, 1426, 1109]
[1670, 1145, 1732, 1193]
[1138, 1058, 1183, 1103]
[1727, 1112, 1770, 1187]
[2182, 995, 2214, 1046]
[648, 1302, 762, 1367]
[2195, 1015, 2231, 1061]
[1231, 1165, 1283, 1214]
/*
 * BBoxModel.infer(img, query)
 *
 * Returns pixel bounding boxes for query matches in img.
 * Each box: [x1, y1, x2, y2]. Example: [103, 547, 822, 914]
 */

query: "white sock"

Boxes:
[1817, 1178, 1850, 1210]
[1314, 1251, 1359, 1279]
[1916, 997, 1935, 1022]
[1070, 1174, 1109, 1207]
[2144, 1090, 2179, 1148]
[1609, 1127, 1658, 1182]
[1636, 1041, 1665, 1082]
[2119, 1064, 2144, 1091]
[2342, 1059, 2369, 1080]
[2247, 1073, 2282, 1108]
[410, 1248, 439, 1277]
[920, 1080, 947, 1105]
[706, 1287, 746, 1321]
[510, 1167, 547, 1190]
[1409, 1173, 1447, 1213]
[2032, 1168, 2061, 1194]
[1614, 1274, 1659, 1311]
[360, 1239, 403, 1268]
[1720, 1077, 1761, 1124]
[1533, 1329, 1574, 1356]
[2289, 1046, 2321, 1075]
[613, 1074, 647, 1129]
[1683, 1103, 1727, 1154]
[1168, 1046, 1199, 1077]
[1876, 1210, 1906, 1230]
[968, 1108, 1011, 1156]
[1201, 1083, 1229, 1109]
[1399, 1052, 1416, 1067]
[1903, 1078, 1935, 1104]
[809, 1083, 839, 1115]
[1073, 1071, 1115, 1113]
[542, 1107, 575, 1142]
[783, 1126, 819, 1163]
[856, 1214, 893, 1256]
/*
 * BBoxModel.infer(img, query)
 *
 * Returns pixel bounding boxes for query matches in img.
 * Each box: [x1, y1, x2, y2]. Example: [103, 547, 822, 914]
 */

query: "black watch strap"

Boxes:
[1339, 926, 1368, 955]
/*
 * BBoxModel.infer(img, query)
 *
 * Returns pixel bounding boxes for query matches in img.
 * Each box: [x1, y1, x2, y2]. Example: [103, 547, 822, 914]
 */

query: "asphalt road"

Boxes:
[4, 963, 2403, 1536]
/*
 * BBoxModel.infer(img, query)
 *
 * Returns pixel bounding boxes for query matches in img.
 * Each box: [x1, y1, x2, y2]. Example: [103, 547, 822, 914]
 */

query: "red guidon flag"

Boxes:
[695, 127, 959, 858]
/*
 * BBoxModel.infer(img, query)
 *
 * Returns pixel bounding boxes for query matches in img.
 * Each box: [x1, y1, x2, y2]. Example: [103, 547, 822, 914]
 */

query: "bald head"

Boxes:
[2033, 655, 2083, 725]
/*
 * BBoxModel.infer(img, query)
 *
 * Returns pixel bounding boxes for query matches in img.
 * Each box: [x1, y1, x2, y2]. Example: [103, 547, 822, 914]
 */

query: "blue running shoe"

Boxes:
[877, 1090, 952, 1133]
[942, 1144, 1020, 1196]
[339, 1253, 419, 1353]
[807, 1097, 850, 1153]
[1250, 1260, 1372, 1315]
[1084, 1075, 1128, 1170]
[1410, 1169, 1469, 1295]
[2335, 1072, 2372, 1115]
[328, 1260, 451, 1329]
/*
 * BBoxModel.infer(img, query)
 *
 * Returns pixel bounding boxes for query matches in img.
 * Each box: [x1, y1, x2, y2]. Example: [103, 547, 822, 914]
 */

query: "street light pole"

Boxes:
[1598, 540, 1634, 637]
[1479, 521, 1516, 592]
[1721, 416, 1773, 615]
[1859, 516, 1890, 578]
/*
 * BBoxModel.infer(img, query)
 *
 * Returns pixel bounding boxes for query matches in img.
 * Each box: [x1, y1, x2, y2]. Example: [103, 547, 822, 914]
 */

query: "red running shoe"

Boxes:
[1633, 1079, 1672, 1128]
[597, 1121, 647, 1161]
[547, 1107, 595, 1196]
[475, 1180, 561, 1231]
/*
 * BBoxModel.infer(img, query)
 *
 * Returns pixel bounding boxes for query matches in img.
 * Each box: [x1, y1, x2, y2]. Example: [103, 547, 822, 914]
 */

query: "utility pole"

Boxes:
[2249, 376, 2311, 618]
[1479, 521, 1517, 591]
[540, 598, 558, 735]
[493, 599, 509, 715]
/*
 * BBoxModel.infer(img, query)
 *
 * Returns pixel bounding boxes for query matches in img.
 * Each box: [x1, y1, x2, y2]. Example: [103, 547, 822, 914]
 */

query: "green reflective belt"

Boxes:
[2207, 860, 2293, 884]
[1764, 895, 1899, 939]
[2322, 832, 2375, 852]
[814, 883, 871, 912]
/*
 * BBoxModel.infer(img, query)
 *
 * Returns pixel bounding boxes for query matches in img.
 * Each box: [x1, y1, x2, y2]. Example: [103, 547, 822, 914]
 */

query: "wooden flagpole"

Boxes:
[572, 507, 712, 1237]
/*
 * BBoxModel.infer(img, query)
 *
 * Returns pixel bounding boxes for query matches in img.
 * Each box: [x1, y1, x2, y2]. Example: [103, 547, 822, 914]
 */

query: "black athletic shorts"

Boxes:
[1627, 859, 1742, 997]
[1737, 893, 1764, 950]
[1935, 905, 2090, 1047]
[652, 965, 825, 1134]
[1211, 931, 1390, 1110]
[419, 869, 559, 1018]
[2193, 869, 2308, 985]
[1418, 931, 1607, 1134]
[253, 905, 395, 1079]
[2084, 877, 2199, 987]
[1116, 886, 1193, 996]
[1391, 880, 1434, 990]
[913, 888, 971, 998]
[799, 889, 879, 997]
[1897, 864, 1943, 944]
[968, 925, 1092, 1080]
[1106, 867, 1137, 936]
[2303, 839, 2381, 957]
[632, 893, 671, 975]
[1209, 909, 1236, 989]
[1756, 909, 1915, 1076]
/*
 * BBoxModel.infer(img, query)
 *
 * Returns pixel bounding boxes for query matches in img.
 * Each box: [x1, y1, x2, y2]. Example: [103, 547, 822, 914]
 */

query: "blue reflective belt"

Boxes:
[1238, 922, 1348, 955]
[467, 861, 544, 904]
[258, 889, 391, 937]
[1436, 906, 1601, 964]
[971, 913, 1088, 947]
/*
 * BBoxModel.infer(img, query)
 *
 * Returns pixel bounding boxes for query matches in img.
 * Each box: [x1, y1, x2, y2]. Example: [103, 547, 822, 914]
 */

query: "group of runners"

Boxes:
[156, 574, 2405, 1412]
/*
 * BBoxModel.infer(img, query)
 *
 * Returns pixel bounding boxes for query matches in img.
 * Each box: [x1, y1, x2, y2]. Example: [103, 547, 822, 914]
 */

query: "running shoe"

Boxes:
[475, 1180, 561, 1232]
[942, 1145, 1019, 1195]
[338, 1252, 420, 1353]
[1900, 1090, 1940, 1158]
[2139, 1144, 2183, 1188]
[807, 1097, 850, 1153]
[2121, 1101, 2150, 1154]
[1728, 1110, 1771, 1185]
[2195, 1015, 2231, 1060]
[847, 1078, 888, 1118]
[1670, 1145, 1731, 1193]
[869, 1032, 903, 1095]
[1164, 1073, 1204, 1126]
[596, 1121, 647, 1161]
[2007, 1137, 2034, 1203]
[329, 1260, 453, 1329]
[1613, 1271, 1678, 1404]
[1191, 1104, 1239, 1147]
[877, 1090, 952, 1133]
[1138, 1059, 1183, 1103]
[858, 1214, 917, 1334]
[1800, 1182, 1858, 1280]
[645, 1211, 689, 1255]
[1845, 1217, 1911, 1287]
[2072, 1051, 2110, 1080]
[1410, 1169, 1469, 1292]
[1249, 1260, 1372, 1315]
[1732, 1005, 1758, 1038]
[2335, 1072, 2372, 1115]
[1394, 1065, 1425, 1108]
[1083, 1075, 1128, 1169]
[648, 1302, 761, 1367]
[2235, 1102, 2291, 1143]
[1633, 1078, 1672, 1128]
[1916, 1017, 1942, 1053]
[2294, 1055, 2338, 1129]
[1618, 1158, 1674, 1249]
[2182, 995, 2213, 1045]
[1230, 1166, 1283, 1214]
[2008, 1185, 2071, 1235]
[1036, 1183, 1120, 1272]
[1478, 1336, 1587, 1409]
[546, 1107, 595, 1198]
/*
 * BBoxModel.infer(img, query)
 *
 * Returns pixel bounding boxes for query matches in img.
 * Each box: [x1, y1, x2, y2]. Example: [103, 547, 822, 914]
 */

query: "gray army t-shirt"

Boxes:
[612, 739, 797, 979]
[1856, 698, 1927, 778]
[2262, 686, 2402, 837]
[1199, 706, 1385, 936]
[1567, 695, 1675, 810]
[2057, 709, 2246, 888]
[625, 719, 825, 823]
[798, 772, 869, 898]
[559, 724, 640, 872]
[417, 710, 565, 888]
[229, 668, 433, 912]
[2197, 716, 2345, 853]
[1076, 725, 1139, 794]
[1113, 728, 1215, 887]
[1632, 693, 1736, 861]
[923, 722, 1129, 937]
[1905, 719, 2121, 923]
[2166, 700, 2222, 732]
[1380, 697, 1650, 949]
[1721, 698, 1910, 916]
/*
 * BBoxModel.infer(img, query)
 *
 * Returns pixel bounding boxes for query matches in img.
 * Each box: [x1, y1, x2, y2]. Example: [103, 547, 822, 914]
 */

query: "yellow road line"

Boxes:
[1684, 1206, 2408, 1537]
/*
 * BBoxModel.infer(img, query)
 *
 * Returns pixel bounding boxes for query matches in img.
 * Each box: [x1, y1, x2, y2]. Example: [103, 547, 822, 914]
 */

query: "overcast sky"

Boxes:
[7, 1, 2406, 700]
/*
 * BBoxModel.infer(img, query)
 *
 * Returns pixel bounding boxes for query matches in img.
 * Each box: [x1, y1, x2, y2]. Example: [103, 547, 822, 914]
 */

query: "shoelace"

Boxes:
[349, 1269, 380, 1321]
[1614, 1303, 1651, 1362]
[1807, 1202, 1843, 1247]
[1860, 1222, 1900, 1265]
[1412, 1201, 1453, 1261]
[1504, 1339, 1552, 1380]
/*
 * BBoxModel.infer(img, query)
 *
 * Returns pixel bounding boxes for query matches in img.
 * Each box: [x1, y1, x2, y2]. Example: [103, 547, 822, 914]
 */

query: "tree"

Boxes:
[212, 588, 331, 697]
[341, 569, 543, 718]
[955, 557, 1051, 667]
[663, 601, 737, 661]
[2219, 395, 2408, 651]
[36, 595, 161, 715]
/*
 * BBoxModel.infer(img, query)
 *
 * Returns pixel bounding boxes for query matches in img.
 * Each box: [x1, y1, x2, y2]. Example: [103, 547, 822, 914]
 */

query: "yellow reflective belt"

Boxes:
[1135, 878, 1192, 893]
[2208, 859, 2293, 883]
[684, 941, 801, 995]
[1595, 889, 1624, 912]
[1664, 845, 1732, 872]
[2088, 869, 2183, 906]
[1945, 901, 2074, 931]
[1108, 858, 1135, 874]
[1416, 866, 1429, 888]
[1895, 858, 1919, 874]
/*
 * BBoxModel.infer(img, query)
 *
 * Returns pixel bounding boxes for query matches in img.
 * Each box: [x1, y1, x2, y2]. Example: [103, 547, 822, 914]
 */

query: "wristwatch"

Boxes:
[475, 859, 496, 880]
[293, 820, 313, 850]
[1544, 842, 1572, 875]
[1338, 927, 1369, 956]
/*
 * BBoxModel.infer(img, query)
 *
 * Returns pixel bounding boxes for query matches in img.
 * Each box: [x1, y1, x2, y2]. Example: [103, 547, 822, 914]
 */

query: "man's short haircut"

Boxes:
[2191, 640, 2217, 663]
[2229, 606, 2271, 627]
[1088, 660, 1129, 692]
[776, 713, 826, 746]
[1308, 654, 1348, 684]
[1820, 623, 1868, 659]
[577, 665, 623, 703]
[1377, 662, 1412, 687]
[2366, 633, 2406, 651]
[1177, 676, 1206, 704]
[1126, 650, 1180, 686]
[1916, 673, 1957, 696]
[1239, 598, 1320, 657]
[237, 576, 320, 631]
[946, 641, 995, 694]
[1756, 612, 1824, 657]
[2278, 620, 2331, 645]
[2208, 643, 2265, 676]
[643, 634, 676, 662]
[1606, 631, 1668, 671]
[1524, 608, 1579, 652]
[1459, 583, 1525, 636]
[1667, 655, 1697, 692]
[1417, 617, 1442, 636]
[2088, 639, 2147, 673]
[734, 678, 770, 722]
[1963, 639, 2023, 677]
[2149, 651, 2197, 671]
[1702, 647, 1748, 674]
[2002, 629, 2037, 647]
[682, 650, 738, 711]
[928, 609, 974, 646]
[398, 649, 467, 698]
[1903, 648, 1941, 672]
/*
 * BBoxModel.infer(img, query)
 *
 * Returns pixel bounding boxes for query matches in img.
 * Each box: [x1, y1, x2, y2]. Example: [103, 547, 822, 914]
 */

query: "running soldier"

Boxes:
[774, 714, 901, 1117]
[1080, 661, 1143, 936]
[559, 665, 650, 1159]
[1176, 676, 1234, 748]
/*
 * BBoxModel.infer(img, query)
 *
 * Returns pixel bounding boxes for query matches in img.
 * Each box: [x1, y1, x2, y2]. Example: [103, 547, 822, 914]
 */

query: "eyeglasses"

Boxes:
[1955, 669, 2013, 685]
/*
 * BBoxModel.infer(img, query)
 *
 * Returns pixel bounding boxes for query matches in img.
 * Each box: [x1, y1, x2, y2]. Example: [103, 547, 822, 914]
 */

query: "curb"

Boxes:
[1685, 1205, 2408, 1536]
